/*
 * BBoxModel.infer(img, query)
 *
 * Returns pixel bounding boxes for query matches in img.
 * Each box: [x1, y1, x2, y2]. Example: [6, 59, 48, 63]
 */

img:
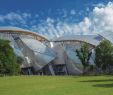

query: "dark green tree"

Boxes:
[16, 56, 24, 65]
[0, 39, 20, 76]
[76, 43, 92, 74]
[95, 40, 113, 73]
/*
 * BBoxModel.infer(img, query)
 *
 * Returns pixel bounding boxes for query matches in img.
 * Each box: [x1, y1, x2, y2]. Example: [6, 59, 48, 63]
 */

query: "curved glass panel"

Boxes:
[21, 37, 56, 69]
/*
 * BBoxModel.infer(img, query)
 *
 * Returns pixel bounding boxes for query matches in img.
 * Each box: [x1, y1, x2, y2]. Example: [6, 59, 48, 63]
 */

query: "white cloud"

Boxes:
[1, 2, 113, 39]
[22, 13, 31, 18]
[32, 17, 91, 38]
[0, 12, 23, 24]
[5, 12, 26, 24]
[70, 9, 76, 15]
[0, 12, 35, 27]
[32, 2, 113, 39]
[91, 2, 113, 33]
[86, 7, 90, 12]
[0, 15, 4, 22]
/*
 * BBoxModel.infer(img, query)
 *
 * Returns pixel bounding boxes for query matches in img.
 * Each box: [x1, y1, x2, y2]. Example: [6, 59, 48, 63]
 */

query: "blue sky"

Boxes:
[0, 0, 109, 20]
[0, 0, 113, 38]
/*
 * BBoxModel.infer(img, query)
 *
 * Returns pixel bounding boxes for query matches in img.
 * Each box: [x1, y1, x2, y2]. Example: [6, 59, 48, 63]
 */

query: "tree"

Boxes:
[0, 39, 20, 76]
[95, 40, 113, 73]
[16, 56, 24, 65]
[76, 43, 92, 74]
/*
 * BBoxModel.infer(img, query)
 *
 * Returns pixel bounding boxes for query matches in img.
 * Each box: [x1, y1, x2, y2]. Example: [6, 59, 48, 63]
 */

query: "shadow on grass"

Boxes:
[80, 79, 113, 82]
[79, 79, 113, 88]
[93, 83, 113, 88]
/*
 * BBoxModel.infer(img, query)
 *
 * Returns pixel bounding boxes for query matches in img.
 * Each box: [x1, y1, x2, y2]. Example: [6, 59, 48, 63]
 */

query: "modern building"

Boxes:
[0, 27, 56, 75]
[0, 26, 112, 75]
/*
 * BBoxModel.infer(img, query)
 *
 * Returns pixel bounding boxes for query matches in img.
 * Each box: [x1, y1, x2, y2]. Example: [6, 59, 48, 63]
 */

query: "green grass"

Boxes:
[0, 75, 113, 95]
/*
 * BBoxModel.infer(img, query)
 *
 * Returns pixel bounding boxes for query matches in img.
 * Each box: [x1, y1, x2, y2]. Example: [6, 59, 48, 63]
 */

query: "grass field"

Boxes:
[0, 76, 113, 95]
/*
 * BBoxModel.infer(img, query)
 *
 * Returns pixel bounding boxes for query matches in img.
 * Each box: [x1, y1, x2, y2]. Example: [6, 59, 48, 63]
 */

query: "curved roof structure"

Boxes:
[52, 35, 103, 47]
[0, 26, 48, 42]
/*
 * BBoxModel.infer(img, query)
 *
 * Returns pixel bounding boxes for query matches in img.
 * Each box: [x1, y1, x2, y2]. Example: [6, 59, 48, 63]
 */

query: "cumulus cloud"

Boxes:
[0, 2, 113, 39]
[32, 1, 113, 39]
[30, 17, 91, 38]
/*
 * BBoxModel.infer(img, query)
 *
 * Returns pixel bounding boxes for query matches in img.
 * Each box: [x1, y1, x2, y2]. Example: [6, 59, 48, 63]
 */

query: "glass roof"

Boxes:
[52, 35, 102, 46]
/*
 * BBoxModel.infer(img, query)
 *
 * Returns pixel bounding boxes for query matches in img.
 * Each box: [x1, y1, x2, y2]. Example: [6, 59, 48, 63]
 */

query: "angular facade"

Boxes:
[0, 27, 55, 75]
[0, 26, 110, 75]
[51, 35, 103, 75]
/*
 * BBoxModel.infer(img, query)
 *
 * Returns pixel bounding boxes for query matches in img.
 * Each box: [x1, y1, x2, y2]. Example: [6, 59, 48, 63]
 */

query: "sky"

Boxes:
[0, 0, 113, 38]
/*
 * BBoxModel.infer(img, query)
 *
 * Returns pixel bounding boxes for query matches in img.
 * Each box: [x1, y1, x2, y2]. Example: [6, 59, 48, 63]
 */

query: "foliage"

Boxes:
[95, 40, 113, 73]
[16, 56, 24, 65]
[76, 43, 92, 74]
[0, 39, 20, 76]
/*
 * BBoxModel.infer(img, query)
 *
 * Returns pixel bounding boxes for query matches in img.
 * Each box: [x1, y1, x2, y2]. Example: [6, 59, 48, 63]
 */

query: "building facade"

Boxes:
[0, 26, 111, 75]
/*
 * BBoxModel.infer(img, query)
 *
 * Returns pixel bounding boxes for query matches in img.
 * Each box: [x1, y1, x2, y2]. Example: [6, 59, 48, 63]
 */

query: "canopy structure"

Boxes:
[0, 26, 48, 42]
[52, 35, 103, 47]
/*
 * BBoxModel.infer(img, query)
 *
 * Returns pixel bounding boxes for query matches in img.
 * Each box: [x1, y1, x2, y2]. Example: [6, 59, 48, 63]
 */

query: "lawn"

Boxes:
[0, 76, 113, 95]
